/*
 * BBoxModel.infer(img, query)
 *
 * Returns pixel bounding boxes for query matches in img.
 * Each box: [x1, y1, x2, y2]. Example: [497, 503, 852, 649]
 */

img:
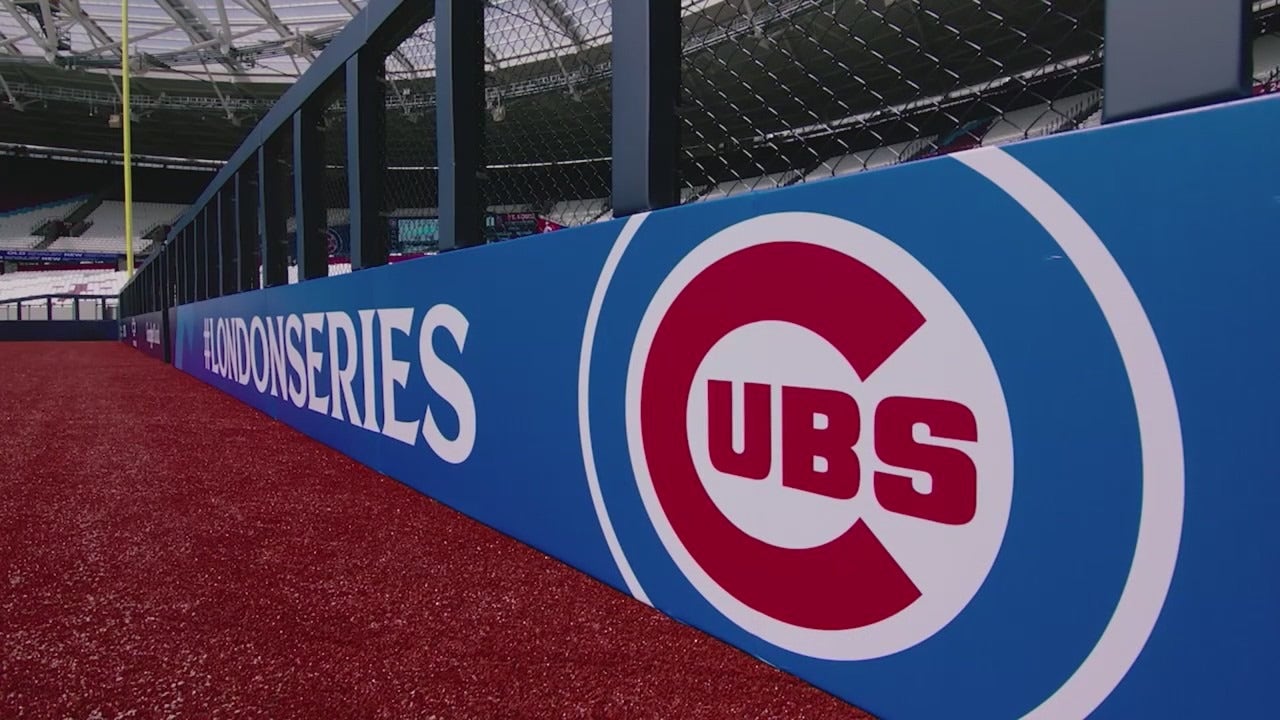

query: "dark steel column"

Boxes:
[1104, 0, 1250, 123]
[436, 0, 486, 251]
[204, 207, 219, 299]
[346, 50, 388, 270]
[218, 189, 236, 296]
[177, 231, 185, 304]
[236, 167, 259, 293]
[611, 0, 681, 216]
[294, 104, 329, 281]
[196, 208, 209, 301]
[178, 228, 190, 304]
[259, 139, 290, 287]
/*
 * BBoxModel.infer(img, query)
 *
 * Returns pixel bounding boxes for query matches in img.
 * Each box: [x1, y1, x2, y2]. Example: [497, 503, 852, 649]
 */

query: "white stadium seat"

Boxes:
[0, 198, 85, 249]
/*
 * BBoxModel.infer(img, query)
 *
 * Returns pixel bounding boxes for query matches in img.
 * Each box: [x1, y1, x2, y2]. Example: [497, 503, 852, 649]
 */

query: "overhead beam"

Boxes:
[61, 0, 121, 57]
[0, 29, 21, 56]
[36, 0, 57, 57]
[0, 70, 22, 109]
[213, 0, 233, 52]
[233, 0, 315, 61]
[155, 0, 246, 75]
[0, 0, 55, 57]
[153, 0, 214, 47]
[530, 0, 590, 55]
[65, 25, 173, 57]
[337, 0, 415, 74]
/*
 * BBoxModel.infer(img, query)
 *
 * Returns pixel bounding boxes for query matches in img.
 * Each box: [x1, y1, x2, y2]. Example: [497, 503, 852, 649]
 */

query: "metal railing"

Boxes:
[0, 294, 118, 322]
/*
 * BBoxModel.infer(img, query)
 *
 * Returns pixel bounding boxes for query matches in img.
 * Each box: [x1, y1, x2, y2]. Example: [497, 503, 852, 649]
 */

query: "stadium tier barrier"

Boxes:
[122, 94, 1280, 718]
[0, 293, 119, 340]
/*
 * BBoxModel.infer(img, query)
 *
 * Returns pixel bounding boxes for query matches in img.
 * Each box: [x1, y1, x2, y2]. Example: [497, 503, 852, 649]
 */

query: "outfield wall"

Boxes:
[126, 95, 1280, 718]
[118, 309, 167, 361]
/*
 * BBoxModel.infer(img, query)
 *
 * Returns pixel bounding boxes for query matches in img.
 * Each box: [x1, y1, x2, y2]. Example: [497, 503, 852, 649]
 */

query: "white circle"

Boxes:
[690, 322, 863, 549]
[626, 213, 1014, 660]
[954, 150, 1184, 720]
[578, 148, 1184, 718]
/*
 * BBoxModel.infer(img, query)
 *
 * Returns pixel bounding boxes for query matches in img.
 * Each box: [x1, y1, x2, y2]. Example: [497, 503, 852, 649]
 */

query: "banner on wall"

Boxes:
[119, 309, 167, 362]
[171, 96, 1280, 718]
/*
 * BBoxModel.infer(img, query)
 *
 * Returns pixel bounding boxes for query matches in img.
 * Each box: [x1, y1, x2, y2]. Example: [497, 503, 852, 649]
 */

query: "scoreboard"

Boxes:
[389, 213, 543, 252]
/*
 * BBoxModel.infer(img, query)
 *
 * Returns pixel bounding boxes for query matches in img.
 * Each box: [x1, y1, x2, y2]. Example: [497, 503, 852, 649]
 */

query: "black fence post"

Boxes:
[188, 227, 198, 304]
[259, 138, 290, 287]
[236, 167, 259, 293]
[436, 0, 485, 251]
[204, 206, 218, 300]
[347, 50, 388, 270]
[295, 102, 329, 281]
[219, 188, 237, 296]
[1104, 0, 1250, 123]
[182, 229, 189, 304]
[611, 0, 681, 216]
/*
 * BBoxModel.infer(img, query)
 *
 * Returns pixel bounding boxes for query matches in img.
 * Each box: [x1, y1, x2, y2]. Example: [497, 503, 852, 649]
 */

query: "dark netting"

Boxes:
[1255, 3, 1280, 97]
[384, 20, 441, 253]
[678, 0, 1104, 201]
[483, 0, 613, 232]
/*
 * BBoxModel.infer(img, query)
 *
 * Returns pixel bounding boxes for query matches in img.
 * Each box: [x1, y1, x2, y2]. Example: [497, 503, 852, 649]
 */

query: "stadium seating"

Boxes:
[0, 198, 84, 248]
[546, 199, 610, 227]
[981, 91, 1102, 146]
[804, 137, 938, 182]
[0, 268, 128, 303]
[68, 201, 187, 253]
[696, 171, 804, 202]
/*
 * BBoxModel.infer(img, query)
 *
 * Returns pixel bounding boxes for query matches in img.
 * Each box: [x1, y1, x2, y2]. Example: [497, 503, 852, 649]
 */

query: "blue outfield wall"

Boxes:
[0, 320, 118, 341]
[119, 310, 167, 361]
[170, 95, 1280, 718]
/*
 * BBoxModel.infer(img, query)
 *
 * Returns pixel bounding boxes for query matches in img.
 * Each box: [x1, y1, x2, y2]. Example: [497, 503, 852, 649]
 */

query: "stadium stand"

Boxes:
[0, 197, 85, 248]
[51, 201, 186, 254]
[0, 268, 127, 301]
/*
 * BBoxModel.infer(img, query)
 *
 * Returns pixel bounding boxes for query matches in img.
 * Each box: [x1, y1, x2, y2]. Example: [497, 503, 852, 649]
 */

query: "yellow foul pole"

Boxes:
[122, 0, 134, 276]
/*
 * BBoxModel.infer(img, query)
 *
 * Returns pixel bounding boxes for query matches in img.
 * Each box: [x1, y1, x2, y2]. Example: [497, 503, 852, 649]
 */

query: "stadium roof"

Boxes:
[0, 1, 1275, 170]
[0, 0, 367, 81]
[0, 1, 623, 82]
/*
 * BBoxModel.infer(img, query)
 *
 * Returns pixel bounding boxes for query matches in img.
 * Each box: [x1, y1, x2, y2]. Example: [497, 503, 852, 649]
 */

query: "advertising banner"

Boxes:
[0, 249, 121, 262]
[119, 309, 167, 361]
[174, 96, 1280, 718]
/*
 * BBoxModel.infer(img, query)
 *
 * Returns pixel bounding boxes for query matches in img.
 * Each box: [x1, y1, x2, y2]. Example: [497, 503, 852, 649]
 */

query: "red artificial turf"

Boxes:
[0, 342, 871, 719]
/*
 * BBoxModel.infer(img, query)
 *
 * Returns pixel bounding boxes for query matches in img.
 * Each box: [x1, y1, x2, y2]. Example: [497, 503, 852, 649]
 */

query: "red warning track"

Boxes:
[0, 342, 868, 719]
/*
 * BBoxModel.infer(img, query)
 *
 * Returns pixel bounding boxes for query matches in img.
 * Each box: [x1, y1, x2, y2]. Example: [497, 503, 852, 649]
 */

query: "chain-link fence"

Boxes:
[483, 0, 613, 230]
[385, 21, 441, 252]
[207, 0, 1280, 274]
[677, 0, 1104, 201]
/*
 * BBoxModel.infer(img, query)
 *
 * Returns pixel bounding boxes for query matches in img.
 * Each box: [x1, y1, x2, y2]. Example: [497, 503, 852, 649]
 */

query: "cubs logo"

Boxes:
[625, 215, 1013, 660]
[579, 149, 1183, 718]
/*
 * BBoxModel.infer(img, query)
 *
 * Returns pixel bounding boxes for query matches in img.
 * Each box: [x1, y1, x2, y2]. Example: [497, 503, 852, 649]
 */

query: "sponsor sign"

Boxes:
[172, 96, 1280, 717]
[120, 309, 167, 361]
[1, 249, 121, 262]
